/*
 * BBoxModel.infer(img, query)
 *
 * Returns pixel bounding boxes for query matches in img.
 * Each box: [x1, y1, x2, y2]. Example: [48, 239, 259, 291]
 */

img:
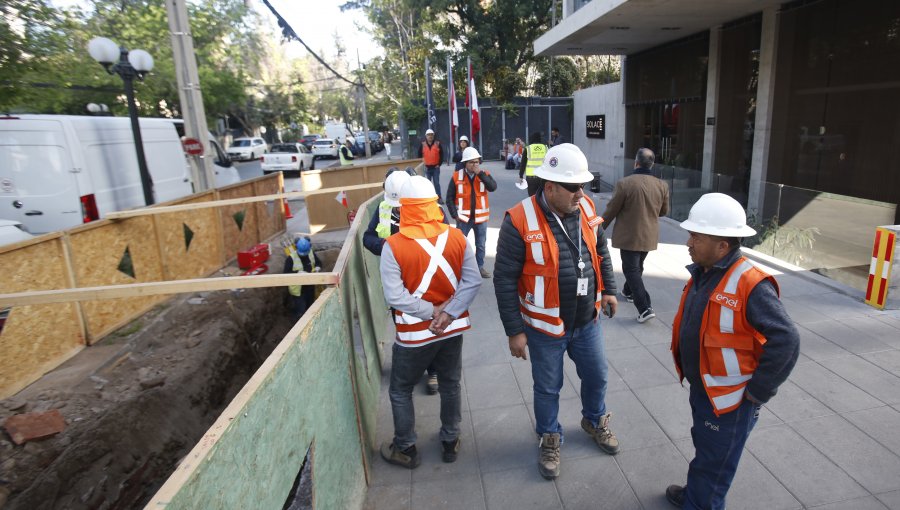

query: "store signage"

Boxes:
[586, 115, 605, 139]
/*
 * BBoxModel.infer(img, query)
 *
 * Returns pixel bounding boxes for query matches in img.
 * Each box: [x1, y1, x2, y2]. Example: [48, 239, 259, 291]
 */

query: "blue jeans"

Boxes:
[389, 336, 463, 449]
[620, 249, 651, 313]
[425, 165, 441, 199]
[525, 319, 608, 438]
[456, 220, 487, 269]
[684, 385, 761, 510]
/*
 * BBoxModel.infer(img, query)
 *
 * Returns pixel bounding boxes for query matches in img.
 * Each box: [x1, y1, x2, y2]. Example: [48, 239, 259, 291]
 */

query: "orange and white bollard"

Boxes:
[865, 226, 898, 310]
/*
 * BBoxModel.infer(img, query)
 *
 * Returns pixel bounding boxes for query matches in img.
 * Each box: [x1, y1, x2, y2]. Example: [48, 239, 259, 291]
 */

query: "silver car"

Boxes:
[227, 137, 267, 161]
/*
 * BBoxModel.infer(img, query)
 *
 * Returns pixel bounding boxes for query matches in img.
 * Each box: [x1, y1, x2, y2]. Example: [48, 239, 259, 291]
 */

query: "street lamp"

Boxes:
[87, 36, 156, 206]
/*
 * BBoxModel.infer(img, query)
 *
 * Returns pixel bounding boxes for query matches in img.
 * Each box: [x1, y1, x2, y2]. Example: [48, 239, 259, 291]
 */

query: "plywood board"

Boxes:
[306, 187, 382, 233]
[253, 177, 284, 242]
[218, 184, 260, 260]
[155, 195, 223, 282]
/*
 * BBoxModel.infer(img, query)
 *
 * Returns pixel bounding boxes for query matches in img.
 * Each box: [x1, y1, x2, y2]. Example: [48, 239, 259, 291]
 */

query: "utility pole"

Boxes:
[357, 50, 371, 158]
[166, 0, 215, 191]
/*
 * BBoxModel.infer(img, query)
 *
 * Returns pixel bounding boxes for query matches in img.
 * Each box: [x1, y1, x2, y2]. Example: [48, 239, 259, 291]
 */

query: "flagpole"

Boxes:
[424, 57, 432, 132]
[467, 56, 473, 143]
[447, 57, 453, 164]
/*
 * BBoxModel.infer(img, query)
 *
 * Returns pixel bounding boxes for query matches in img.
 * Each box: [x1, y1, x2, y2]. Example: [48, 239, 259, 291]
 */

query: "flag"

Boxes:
[335, 190, 348, 208]
[448, 63, 458, 140]
[466, 61, 480, 138]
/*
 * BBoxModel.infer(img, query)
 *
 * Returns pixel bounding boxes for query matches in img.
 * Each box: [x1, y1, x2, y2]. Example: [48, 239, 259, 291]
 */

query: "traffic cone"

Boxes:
[283, 198, 293, 219]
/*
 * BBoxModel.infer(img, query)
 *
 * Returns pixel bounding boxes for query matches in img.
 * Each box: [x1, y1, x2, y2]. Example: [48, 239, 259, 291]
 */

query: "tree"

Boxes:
[533, 56, 580, 97]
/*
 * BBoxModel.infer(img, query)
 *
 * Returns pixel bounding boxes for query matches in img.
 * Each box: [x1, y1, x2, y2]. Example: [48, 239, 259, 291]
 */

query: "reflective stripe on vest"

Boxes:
[288, 252, 315, 296]
[375, 201, 395, 238]
[525, 144, 547, 176]
[670, 256, 779, 416]
[507, 195, 604, 337]
[422, 141, 441, 166]
[339, 145, 353, 166]
[455, 169, 491, 224]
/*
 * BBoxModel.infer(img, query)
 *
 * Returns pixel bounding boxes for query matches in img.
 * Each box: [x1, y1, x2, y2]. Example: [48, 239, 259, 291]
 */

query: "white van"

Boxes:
[0, 115, 238, 234]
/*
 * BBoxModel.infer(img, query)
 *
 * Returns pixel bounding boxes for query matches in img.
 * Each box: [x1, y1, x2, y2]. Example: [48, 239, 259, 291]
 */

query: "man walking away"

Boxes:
[446, 146, 497, 278]
[383, 129, 393, 160]
[494, 143, 620, 480]
[339, 137, 355, 166]
[417, 128, 445, 203]
[518, 132, 547, 196]
[601, 147, 670, 323]
[666, 192, 799, 510]
[379, 175, 481, 469]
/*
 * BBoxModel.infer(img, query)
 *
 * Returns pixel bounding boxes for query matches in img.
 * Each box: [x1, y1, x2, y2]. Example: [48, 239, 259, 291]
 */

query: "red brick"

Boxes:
[3, 409, 66, 445]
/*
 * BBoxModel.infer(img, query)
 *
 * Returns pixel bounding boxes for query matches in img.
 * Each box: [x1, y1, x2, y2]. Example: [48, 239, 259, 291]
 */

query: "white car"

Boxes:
[312, 138, 339, 159]
[0, 219, 34, 247]
[226, 137, 267, 161]
[260, 143, 314, 174]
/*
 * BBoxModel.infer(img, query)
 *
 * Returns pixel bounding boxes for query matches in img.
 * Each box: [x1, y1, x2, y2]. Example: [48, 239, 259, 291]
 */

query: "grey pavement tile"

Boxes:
[644, 341, 680, 379]
[796, 324, 852, 361]
[482, 467, 563, 509]
[603, 389, 671, 452]
[464, 363, 524, 410]
[555, 455, 642, 510]
[781, 296, 832, 324]
[604, 320, 644, 350]
[874, 315, 900, 333]
[763, 380, 835, 423]
[841, 317, 900, 349]
[633, 383, 693, 441]
[862, 349, 900, 377]
[789, 292, 876, 319]
[607, 346, 679, 390]
[471, 404, 537, 474]
[844, 406, 900, 458]
[411, 412, 477, 483]
[511, 357, 578, 405]
[789, 362, 883, 413]
[655, 309, 677, 330]
[790, 414, 900, 494]
[819, 355, 900, 405]
[620, 312, 676, 345]
[755, 405, 784, 429]
[802, 320, 894, 354]
[877, 490, 900, 510]
[409, 473, 486, 510]
[461, 332, 510, 368]
[774, 273, 831, 298]
[364, 483, 411, 510]
[746, 424, 869, 507]
[809, 495, 889, 509]
[616, 443, 689, 510]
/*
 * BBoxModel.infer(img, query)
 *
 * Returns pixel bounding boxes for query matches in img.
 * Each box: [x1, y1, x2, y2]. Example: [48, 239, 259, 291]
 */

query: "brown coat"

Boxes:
[601, 173, 669, 252]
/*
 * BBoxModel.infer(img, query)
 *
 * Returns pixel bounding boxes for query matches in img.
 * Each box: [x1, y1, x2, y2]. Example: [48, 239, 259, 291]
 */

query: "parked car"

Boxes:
[368, 131, 384, 153]
[311, 138, 339, 159]
[298, 134, 321, 150]
[226, 137, 267, 161]
[352, 132, 385, 156]
[260, 143, 314, 174]
[0, 219, 34, 247]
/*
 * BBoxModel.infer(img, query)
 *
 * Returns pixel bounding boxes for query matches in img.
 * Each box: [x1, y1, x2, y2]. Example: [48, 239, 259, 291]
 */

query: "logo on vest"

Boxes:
[525, 232, 545, 242]
[714, 292, 739, 309]
[704, 420, 720, 432]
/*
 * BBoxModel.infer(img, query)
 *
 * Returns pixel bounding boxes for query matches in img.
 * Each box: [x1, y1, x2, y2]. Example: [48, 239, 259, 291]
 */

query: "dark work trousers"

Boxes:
[425, 165, 442, 199]
[620, 249, 651, 313]
[684, 385, 760, 510]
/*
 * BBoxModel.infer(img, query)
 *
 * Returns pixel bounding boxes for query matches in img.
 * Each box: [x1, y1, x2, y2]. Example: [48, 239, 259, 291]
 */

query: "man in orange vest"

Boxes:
[379, 175, 482, 469]
[494, 143, 619, 480]
[417, 128, 445, 204]
[446, 146, 496, 278]
[666, 193, 799, 510]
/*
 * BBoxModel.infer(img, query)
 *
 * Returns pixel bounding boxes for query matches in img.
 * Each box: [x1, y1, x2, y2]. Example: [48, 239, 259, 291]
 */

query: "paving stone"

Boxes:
[619, 314, 672, 346]
[746, 424, 868, 507]
[774, 273, 829, 298]
[411, 412, 476, 483]
[780, 296, 832, 324]
[877, 490, 900, 510]
[763, 380, 834, 423]
[633, 383, 693, 441]
[841, 317, 900, 349]
[809, 495, 890, 510]
[607, 346, 678, 390]
[482, 466, 563, 509]
[862, 350, 900, 378]
[796, 324, 851, 361]
[603, 320, 643, 351]
[819, 355, 900, 405]
[601, 389, 670, 452]
[363, 484, 410, 510]
[644, 341, 679, 379]
[409, 474, 485, 510]
[461, 334, 510, 368]
[844, 406, 900, 458]
[555, 454, 641, 510]
[471, 404, 536, 474]
[616, 443, 689, 510]
[789, 362, 883, 413]
[802, 320, 893, 354]
[789, 292, 875, 319]
[464, 363, 523, 411]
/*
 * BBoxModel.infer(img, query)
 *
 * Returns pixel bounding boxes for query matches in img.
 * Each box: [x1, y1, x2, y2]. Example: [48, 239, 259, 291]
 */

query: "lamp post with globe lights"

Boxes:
[87, 37, 156, 206]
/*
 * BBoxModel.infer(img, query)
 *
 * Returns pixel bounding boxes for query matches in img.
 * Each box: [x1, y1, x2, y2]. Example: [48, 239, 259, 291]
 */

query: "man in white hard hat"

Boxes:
[379, 175, 482, 469]
[494, 143, 620, 480]
[446, 146, 497, 278]
[666, 192, 799, 510]
[452, 135, 470, 171]
[417, 128, 445, 203]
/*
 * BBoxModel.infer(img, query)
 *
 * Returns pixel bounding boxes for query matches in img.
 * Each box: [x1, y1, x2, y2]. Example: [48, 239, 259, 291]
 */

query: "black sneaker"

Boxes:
[665, 484, 685, 508]
[380, 442, 420, 469]
[441, 438, 461, 463]
[637, 308, 656, 324]
[622, 291, 634, 303]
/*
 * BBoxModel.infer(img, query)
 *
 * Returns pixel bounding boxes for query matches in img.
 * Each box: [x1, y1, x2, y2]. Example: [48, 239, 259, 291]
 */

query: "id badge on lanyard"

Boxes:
[576, 259, 588, 296]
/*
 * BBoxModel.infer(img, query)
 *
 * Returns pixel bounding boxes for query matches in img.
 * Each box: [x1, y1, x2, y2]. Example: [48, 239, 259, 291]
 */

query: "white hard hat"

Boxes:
[460, 146, 482, 163]
[400, 175, 438, 200]
[534, 143, 594, 184]
[384, 171, 411, 207]
[425, 129, 435, 135]
[459, 135, 469, 142]
[680, 193, 757, 237]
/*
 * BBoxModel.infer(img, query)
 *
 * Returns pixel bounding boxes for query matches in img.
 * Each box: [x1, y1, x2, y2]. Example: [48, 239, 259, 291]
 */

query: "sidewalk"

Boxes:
[364, 184, 900, 509]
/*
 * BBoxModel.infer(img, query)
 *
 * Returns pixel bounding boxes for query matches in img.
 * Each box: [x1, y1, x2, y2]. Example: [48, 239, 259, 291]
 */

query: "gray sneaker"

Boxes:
[479, 267, 492, 278]
[637, 308, 656, 324]
[581, 413, 619, 455]
[538, 433, 561, 479]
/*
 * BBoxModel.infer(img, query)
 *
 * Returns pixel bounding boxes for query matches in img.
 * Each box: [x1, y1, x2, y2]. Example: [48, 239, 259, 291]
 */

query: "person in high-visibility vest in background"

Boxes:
[518, 132, 548, 196]
[446, 146, 496, 279]
[417, 129, 445, 203]
[339, 137, 355, 166]
[379, 175, 481, 469]
[282, 236, 322, 321]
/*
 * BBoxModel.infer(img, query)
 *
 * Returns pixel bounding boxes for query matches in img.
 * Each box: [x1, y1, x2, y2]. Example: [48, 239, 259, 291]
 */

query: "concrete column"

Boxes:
[748, 6, 780, 217]
[701, 27, 721, 191]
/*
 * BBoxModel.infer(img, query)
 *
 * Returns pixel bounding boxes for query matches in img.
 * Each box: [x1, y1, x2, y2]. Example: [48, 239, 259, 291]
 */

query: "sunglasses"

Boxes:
[555, 181, 589, 193]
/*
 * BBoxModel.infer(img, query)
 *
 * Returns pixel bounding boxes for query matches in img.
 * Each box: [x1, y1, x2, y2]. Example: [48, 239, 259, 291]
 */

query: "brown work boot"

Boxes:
[582, 413, 619, 455]
[380, 442, 420, 469]
[538, 433, 561, 480]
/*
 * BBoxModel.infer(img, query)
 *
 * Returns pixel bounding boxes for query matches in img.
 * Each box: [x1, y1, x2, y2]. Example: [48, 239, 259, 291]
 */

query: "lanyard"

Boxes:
[550, 210, 586, 277]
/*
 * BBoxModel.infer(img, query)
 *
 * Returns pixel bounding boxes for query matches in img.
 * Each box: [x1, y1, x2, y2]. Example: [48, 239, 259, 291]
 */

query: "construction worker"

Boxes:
[379, 175, 481, 469]
[446, 146, 496, 278]
[451, 135, 469, 171]
[518, 132, 548, 195]
[417, 128, 445, 203]
[494, 143, 619, 480]
[283, 236, 322, 321]
[339, 137, 355, 166]
[666, 193, 799, 510]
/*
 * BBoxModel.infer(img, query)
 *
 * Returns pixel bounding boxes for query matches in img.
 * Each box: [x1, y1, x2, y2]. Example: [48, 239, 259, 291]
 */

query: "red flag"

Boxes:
[335, 190, 348, 208]
[466, 62, 480, 137]
[449, 69, 458, 140]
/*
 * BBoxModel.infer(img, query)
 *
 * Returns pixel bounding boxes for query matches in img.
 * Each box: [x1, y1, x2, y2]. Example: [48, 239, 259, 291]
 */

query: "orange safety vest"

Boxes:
[454, 169, 491, 224]
[507, 195, 606, 337]
[385, 228, 472, 346]
[422, 141, 441, 166]
[671, 257, 779, 416]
